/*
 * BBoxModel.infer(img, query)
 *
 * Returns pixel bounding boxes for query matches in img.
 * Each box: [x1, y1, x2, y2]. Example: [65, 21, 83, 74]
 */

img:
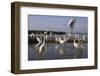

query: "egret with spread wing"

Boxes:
[56, 18, 76, 44]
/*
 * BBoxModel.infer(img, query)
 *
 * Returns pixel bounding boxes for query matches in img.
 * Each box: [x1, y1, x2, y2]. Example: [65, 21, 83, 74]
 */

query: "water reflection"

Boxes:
[28, 42, 88, 60]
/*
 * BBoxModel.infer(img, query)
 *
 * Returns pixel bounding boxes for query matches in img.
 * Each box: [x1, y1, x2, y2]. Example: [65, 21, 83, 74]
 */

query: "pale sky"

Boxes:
[28, 15, 88, 33]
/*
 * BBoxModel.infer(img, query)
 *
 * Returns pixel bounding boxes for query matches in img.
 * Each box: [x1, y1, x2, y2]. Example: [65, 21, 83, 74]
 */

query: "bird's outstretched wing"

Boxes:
[67, 18, 76, 29]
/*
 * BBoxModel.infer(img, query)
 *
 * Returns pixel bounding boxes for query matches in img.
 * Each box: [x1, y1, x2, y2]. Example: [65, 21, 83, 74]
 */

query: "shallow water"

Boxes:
[28, 42, 88, 61]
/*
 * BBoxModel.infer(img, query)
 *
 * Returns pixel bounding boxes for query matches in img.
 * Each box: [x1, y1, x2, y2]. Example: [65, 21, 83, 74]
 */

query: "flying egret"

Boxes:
[67, 18, 76, 33]
[55, 18, 76, 44]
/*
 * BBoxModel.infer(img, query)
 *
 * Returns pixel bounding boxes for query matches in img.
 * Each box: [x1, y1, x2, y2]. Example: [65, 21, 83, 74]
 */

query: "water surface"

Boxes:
[28, 42, 88, 61]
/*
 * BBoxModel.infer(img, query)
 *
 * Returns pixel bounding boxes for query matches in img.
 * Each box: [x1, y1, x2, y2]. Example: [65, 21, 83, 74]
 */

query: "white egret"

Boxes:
[45, 32, 48, 41]
[82, 34, 86, 42]
[28, 33, 35, 38]
[30, 33, 35, 37]
[55, 18, 76, 44]
[35, 36, 42, 48]
[57, 34, 71, 44]
[73, 34, 84, 58]
[67, 18, 76, 33]
[54, 34, 71, 55]
[38, 32, 46, 54]
[74, 35, 83, 49]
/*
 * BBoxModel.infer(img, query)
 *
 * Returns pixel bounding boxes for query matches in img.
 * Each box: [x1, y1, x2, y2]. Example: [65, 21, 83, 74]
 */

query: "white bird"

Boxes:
[55, 35, 66, 55]
[54, 35, 59, 50]
[67, 18, 76, 33]
[68, 18, 76, 28]
[45, 32, 48, 41]
[82, 34, 86, 42]
[35, 36, 42, 48]
[30, 33, 35, 37]
[56, 34, 71, 44]
[55, 18, 76, 44]
[73, 34, 84, 58]
[74, 35, 83, 49]
[28, 33, 35, 38]
[38, 32, 46, 54]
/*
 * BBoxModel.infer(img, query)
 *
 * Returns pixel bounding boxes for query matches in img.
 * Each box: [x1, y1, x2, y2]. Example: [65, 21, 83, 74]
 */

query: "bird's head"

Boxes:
[44, 32, 47, 35]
